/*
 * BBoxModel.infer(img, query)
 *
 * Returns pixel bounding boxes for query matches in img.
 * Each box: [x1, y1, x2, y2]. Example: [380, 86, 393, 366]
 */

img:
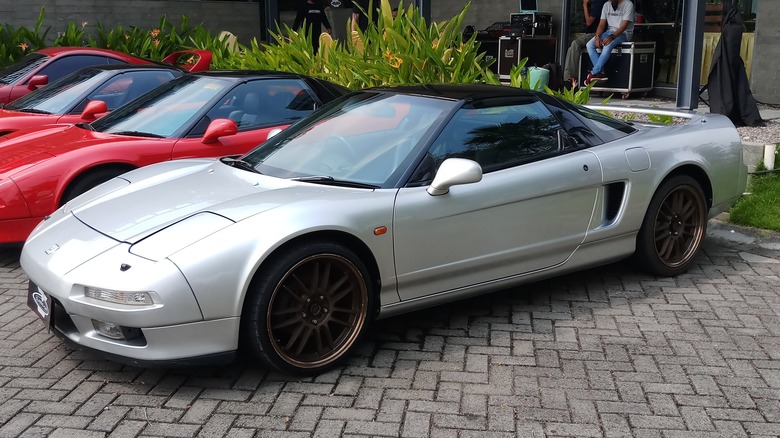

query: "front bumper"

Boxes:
[30, 280, 237, 367]
[21, 212, 241, 364]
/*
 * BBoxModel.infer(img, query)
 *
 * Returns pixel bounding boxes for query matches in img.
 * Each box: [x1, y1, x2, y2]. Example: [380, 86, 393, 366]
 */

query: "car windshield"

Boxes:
[90, 75, 231, 138]
[6, 68, 109, 114]
[243, 92, 456, 187]
[0, 53, 48, 85]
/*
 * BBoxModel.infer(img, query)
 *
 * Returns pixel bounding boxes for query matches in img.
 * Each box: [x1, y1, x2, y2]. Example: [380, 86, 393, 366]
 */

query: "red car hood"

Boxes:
[0, 124, 144, 177]
[0, 109, 62, 132]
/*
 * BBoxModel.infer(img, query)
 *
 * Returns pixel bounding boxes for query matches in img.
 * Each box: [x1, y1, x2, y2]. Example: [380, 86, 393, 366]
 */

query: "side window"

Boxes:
[105, 57, 128, 65]
[427, 97, 562, 174]
[35, 55, 117, 84]
[191, 79, 318, 137]
[72, 70, 176, 113]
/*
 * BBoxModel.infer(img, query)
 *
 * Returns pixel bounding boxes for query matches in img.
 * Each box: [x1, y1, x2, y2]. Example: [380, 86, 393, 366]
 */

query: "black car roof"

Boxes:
[84, 64, 183, 73]
[191, 70, 311, 81]
[369, 84, 538, 101]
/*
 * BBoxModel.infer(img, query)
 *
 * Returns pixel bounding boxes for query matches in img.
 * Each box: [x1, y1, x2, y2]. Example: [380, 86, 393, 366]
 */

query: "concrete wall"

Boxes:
[0, 1, 263, 45]
[750, 1, 779, 104]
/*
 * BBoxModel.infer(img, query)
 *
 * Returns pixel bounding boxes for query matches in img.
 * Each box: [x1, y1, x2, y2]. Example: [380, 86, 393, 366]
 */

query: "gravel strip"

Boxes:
[738, 118, 780, 145]
[608, 100, 780, 145]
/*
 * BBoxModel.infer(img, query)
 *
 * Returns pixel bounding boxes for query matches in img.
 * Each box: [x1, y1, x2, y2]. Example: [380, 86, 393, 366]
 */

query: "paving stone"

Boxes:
[1, 232, 778, 436]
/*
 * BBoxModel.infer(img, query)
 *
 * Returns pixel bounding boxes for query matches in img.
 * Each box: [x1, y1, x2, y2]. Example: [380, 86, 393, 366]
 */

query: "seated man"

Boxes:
[584, 0, 635, 84]
[563, 0, 608, 87]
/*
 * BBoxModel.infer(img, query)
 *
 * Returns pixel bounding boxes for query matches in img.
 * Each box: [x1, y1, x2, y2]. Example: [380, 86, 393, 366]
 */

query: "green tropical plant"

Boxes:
[646, 112, 674, 124]
[236, 0, 494, 89]
[187, 28, 243, 70]
[0, 7, 50, 66]
[53, 20, 89, 47]
[545, 81, 600, 105]
[89, 14, 201, 60]
[19, 7, 50, 50]
[1, 4, 625, 110]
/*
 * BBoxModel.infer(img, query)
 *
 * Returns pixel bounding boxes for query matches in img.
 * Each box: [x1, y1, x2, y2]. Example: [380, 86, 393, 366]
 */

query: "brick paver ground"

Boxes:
[1, 224, 778, 437]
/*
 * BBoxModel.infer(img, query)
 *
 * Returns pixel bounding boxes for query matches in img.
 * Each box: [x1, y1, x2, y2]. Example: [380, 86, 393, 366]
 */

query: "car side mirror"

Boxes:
[27, 75, 49, 89]
[202, 118, 238, 144]
[80, 100, 109, 121]
[427, 158, 482, 196]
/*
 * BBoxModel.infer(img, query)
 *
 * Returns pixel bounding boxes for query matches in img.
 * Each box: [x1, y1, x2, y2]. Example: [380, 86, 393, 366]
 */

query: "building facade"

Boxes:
[1, 0, 775, 104]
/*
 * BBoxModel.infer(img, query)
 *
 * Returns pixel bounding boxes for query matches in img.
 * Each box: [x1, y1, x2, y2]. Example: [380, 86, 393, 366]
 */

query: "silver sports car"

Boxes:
[21, 85, 747, 374]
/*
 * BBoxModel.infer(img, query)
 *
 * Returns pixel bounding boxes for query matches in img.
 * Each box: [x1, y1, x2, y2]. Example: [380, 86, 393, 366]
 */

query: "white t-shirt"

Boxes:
[600, 0, 635, 40]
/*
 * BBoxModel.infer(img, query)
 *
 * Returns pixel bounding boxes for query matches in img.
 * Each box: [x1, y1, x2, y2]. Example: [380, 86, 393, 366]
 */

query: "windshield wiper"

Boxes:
[220, 156, 261, 174]
[16, 108, 52, 114]
[111, 130, 165, 138]
[292, 176, 378, 189]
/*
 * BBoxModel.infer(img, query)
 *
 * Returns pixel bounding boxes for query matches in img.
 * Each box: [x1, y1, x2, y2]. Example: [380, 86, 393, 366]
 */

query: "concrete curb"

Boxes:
[708, 216, 780, 251]
[743, 141, 767, 172]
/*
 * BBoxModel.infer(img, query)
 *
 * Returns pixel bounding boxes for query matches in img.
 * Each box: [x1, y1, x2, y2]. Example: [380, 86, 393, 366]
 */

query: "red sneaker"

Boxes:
[584, 72, 594, 85]
[591, 72, 608, 82]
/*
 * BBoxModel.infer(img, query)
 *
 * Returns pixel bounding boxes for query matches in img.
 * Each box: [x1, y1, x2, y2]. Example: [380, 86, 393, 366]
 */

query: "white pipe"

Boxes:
[764, 144, 777, 171]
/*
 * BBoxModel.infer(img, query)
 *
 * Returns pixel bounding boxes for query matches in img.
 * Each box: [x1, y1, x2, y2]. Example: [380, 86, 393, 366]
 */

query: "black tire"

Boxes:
[60, 168, 126, 206]
[241, 241, 372, 374]
[635, 175, 707, 277]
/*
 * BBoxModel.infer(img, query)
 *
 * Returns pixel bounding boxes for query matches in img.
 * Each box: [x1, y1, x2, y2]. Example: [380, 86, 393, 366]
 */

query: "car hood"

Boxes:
[0, 109, 61, 131]
[0, 124, 151, 176]
[67, 159, 354, 243]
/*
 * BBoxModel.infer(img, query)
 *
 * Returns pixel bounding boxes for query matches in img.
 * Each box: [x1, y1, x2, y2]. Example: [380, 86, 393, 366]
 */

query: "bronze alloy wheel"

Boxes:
[652, 184, 706, 269]
[266, 253, 368, 369]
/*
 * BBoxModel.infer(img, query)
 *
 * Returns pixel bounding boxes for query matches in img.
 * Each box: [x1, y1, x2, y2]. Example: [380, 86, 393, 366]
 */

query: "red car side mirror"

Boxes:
[80, 100, 109, 121]
[27, 75, 49, 89]
[202, 118, 238, 144]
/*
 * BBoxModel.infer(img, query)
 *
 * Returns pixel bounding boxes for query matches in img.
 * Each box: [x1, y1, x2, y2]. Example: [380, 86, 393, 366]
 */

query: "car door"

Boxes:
[392, 96, 603, 301]
[171, 78, 322, 158]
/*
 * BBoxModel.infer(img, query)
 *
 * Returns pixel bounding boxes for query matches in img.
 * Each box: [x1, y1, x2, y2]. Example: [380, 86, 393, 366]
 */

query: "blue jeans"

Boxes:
[586, 30, 628, 75]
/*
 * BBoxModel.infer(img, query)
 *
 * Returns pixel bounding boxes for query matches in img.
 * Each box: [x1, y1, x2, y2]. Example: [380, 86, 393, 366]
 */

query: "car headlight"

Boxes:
[84, 286, 154, 305]
[130, 212, 235, 261]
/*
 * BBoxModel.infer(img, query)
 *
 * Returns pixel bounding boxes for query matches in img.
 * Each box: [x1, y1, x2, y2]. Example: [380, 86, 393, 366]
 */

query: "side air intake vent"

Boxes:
[604, 182, 626, 223]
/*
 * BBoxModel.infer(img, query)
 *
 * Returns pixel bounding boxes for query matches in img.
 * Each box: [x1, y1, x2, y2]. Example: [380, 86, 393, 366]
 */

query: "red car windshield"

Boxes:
[6, 68, 110, 114]
[90, 75, 230, 138]
[0, 53, 48, 85]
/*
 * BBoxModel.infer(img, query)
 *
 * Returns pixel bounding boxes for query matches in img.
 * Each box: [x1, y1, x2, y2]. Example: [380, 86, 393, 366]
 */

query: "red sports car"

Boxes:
[0, 71, 349, 244]
[0, 64, 184, 136]
[0, 47, 211, 104]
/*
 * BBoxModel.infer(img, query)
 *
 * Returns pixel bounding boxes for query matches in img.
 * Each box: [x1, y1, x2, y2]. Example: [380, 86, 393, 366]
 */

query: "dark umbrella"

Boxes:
[704, 0, 763, 127]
